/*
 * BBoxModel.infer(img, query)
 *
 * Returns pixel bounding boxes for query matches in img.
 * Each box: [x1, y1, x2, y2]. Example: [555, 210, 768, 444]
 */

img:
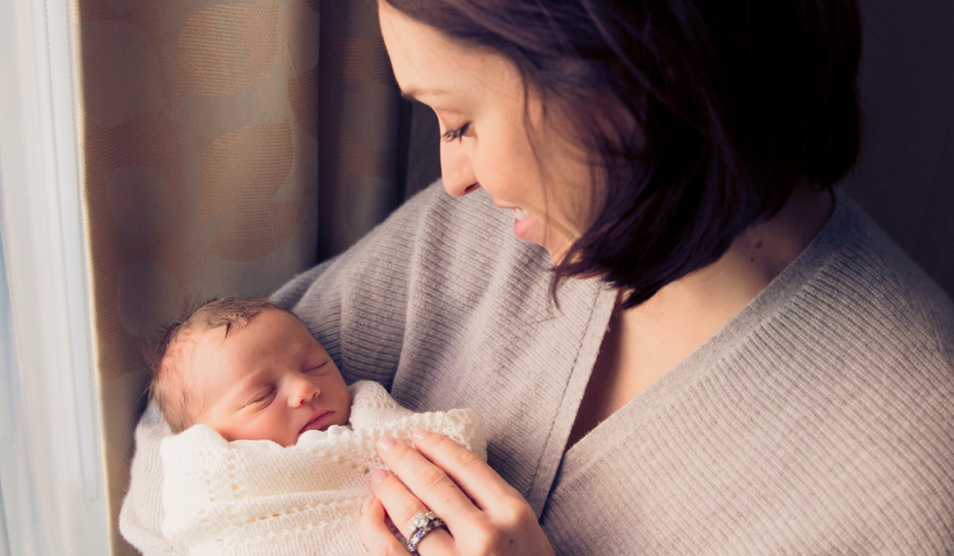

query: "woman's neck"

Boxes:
[626, 185, 835, 338]
[567, 185, 834, 448]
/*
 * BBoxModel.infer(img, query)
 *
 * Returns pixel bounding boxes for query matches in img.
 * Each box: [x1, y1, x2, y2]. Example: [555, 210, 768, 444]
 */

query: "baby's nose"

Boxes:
[290, 376, 320, 406]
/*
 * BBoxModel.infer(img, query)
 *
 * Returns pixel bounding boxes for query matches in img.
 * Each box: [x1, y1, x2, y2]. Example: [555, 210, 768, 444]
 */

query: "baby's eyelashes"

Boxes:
[244, 388, 275, 408]
[304, 361, 330, 375]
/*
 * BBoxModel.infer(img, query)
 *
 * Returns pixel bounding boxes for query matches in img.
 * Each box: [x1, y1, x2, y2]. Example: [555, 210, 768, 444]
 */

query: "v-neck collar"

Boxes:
[559, 190, 854, 465]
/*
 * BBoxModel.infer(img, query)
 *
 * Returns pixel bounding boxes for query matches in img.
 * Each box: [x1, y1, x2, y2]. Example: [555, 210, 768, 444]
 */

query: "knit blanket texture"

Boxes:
[121, 380, 486, 556]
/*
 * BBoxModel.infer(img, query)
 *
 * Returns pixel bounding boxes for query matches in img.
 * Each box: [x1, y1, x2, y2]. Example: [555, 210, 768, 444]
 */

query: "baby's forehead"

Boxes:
[170, 311, 269, 380]
[169, 307, 310, 383]
[166, 325, 226, 384]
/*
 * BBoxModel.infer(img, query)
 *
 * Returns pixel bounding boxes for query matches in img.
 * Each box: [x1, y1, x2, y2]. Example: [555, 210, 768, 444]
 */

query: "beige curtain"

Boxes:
[77, 0, 437, 553]
[314, 2, 439, 259]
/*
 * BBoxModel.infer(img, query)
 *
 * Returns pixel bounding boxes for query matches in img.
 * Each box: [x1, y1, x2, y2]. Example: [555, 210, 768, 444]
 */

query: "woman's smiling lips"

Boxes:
[300, 410, 335, 434]
[495, 203, 537, 241]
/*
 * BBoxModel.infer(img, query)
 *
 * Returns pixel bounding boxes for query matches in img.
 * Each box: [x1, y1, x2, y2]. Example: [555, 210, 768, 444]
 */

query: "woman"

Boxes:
[276, 0, 954, 554]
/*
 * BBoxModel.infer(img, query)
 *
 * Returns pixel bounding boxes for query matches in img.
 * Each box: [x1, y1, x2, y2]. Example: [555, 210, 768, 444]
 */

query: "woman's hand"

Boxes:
[358, 429, 556, 556]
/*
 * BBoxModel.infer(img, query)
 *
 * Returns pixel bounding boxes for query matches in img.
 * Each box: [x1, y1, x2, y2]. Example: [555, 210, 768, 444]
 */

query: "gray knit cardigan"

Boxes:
[274, 183, 954, 554]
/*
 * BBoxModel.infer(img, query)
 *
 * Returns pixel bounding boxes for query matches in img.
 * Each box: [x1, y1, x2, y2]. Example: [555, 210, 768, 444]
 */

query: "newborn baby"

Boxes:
[119, 297, 485, 556]
[148, 297, 354, 447]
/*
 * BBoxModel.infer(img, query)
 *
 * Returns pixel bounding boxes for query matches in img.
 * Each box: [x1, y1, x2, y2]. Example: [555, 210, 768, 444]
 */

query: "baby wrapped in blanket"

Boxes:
[119, 298, 485, 556]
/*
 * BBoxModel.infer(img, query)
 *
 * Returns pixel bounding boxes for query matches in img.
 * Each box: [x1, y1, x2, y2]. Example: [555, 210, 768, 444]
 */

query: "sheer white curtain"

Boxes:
[0, 0, 109, 554]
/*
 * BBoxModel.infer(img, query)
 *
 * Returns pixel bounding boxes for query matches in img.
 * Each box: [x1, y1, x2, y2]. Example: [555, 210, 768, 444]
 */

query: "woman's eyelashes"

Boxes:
[441, 123, 470, 142]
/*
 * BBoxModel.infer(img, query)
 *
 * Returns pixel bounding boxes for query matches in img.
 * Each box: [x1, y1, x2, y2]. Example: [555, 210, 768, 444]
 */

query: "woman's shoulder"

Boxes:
[725, 189, 954, 411]
[808, 192, 954, 361]
[742, 189, 952, 437]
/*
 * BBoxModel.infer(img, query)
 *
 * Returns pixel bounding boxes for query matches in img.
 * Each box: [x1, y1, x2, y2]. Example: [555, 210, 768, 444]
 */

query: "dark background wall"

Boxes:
[837, 0, 953, 297]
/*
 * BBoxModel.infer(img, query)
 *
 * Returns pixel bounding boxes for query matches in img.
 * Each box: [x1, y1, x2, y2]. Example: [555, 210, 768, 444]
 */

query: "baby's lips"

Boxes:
[300, 409, 334, 434]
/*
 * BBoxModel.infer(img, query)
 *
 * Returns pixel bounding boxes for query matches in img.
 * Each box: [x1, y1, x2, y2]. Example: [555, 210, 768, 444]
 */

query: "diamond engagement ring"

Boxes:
[405, 511, 445, 553]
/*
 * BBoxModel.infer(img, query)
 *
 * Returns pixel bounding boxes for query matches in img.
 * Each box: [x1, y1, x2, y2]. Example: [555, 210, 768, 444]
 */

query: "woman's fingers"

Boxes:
[408, 430, 522, 511]
[370, 432, 556, 556]
[375, 436, 485, 521]
[365, 470, 456, 554]
[358, 497, 412, 556]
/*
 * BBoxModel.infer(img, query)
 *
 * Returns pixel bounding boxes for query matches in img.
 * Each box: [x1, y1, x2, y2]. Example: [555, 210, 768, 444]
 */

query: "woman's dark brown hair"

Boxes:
[384, 0, 862, 307]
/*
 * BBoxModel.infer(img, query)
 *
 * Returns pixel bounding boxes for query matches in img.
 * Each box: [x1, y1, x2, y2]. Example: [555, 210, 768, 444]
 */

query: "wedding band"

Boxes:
[405, 511, 445, 553]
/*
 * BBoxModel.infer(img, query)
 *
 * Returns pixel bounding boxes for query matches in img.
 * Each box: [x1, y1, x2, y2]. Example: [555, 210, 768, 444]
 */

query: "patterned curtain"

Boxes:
[77, 0, 438, 553]
[314, 2, 439, 260]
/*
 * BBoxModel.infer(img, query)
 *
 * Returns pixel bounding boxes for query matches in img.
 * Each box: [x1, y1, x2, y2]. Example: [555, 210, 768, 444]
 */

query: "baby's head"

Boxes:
[147, 297, 351, 446]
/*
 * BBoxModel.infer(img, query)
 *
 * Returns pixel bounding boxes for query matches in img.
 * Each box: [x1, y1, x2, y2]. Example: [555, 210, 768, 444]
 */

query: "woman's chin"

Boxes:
[512, 214, 574, 263]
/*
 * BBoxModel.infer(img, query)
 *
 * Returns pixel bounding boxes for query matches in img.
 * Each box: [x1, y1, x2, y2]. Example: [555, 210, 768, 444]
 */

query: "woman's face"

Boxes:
[378, 1, 596, 262]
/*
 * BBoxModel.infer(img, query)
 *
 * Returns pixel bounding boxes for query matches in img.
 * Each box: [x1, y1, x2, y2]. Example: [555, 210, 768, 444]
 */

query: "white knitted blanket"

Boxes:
[121, 380, 486, 556]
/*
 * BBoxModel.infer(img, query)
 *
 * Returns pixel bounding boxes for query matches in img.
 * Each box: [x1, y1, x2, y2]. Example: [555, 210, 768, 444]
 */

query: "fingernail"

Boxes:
[370, 469, 389, 485]
[377, 436, 397, 452]
[360, 497, 373, 513]
[412, 429, 429, 440]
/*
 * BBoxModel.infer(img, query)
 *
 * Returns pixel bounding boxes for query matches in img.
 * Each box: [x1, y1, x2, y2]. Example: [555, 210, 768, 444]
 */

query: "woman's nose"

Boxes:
[440, 140, 479, 197]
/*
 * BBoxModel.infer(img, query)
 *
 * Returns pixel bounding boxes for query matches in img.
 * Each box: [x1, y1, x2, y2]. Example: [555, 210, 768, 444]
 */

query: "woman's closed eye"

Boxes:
[442, 123, 470, 142]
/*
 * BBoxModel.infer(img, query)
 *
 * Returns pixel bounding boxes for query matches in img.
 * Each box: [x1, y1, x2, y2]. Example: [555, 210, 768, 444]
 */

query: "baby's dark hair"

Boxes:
[145, 297, 285, 433]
